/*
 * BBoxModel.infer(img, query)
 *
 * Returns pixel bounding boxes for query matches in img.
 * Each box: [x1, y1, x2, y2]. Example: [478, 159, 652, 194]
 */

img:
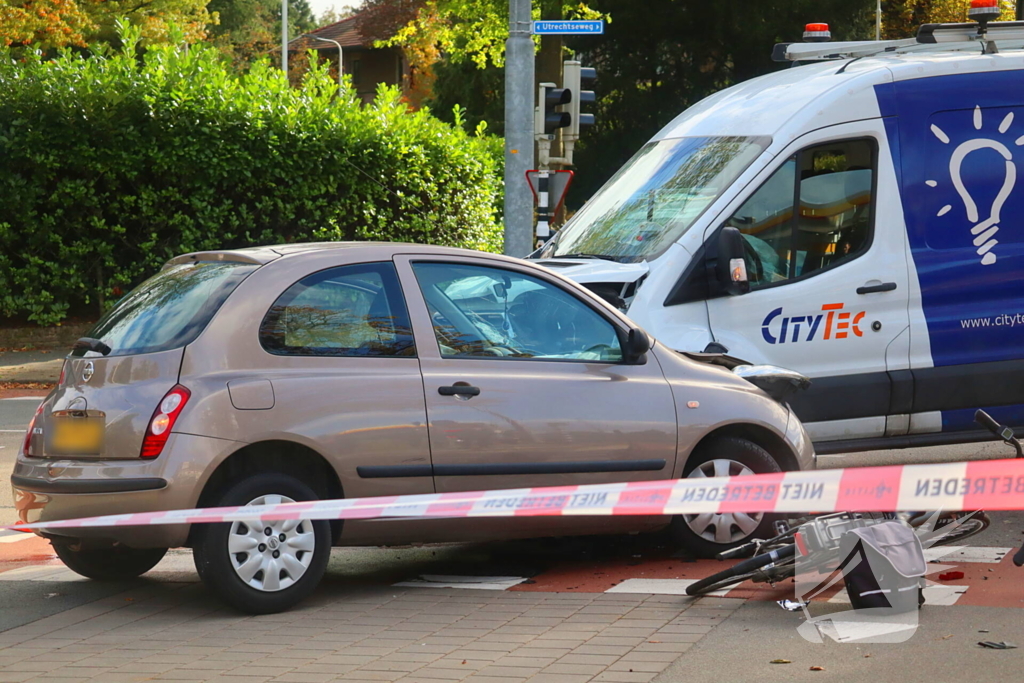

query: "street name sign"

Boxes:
[531, 20, 604, 35]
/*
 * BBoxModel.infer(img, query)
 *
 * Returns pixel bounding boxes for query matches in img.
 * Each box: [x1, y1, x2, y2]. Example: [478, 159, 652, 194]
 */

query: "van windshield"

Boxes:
[545, 136, 769, 263]
[76, 261, 258, 357]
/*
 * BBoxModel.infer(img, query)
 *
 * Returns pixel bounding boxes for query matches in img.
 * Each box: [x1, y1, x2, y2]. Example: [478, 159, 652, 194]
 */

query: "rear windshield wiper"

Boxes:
[73, 337, 112, 356]
[550, 253, 619, 262]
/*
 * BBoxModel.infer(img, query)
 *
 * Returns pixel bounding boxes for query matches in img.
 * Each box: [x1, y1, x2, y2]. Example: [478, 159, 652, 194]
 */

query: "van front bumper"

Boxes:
[10, 432, 240, 550]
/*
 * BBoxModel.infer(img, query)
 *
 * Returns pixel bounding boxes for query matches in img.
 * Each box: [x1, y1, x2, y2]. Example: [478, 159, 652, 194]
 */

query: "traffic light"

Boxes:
[535, 83, 572, 136]
[563, 60, 596, 137]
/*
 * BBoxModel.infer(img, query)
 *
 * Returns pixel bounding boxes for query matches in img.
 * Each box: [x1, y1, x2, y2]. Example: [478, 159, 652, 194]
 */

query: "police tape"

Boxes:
[3, 457, 1024, 537]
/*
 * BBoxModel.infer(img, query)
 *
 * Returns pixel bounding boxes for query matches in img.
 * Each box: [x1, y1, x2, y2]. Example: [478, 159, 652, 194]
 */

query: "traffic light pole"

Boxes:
[503, 0, 536, 257]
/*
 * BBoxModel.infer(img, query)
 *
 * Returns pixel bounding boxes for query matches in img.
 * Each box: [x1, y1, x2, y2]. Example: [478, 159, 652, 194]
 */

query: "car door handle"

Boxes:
[856, 282, 897, 295]
[438, 384, 481, 397]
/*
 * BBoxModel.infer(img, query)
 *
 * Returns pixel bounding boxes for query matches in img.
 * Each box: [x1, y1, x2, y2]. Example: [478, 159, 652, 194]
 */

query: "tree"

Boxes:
[360, 0, 603, 72]
[0, 0, 212, 49]
[207, 0, 316, 68]
[881, 0, 1016, 39]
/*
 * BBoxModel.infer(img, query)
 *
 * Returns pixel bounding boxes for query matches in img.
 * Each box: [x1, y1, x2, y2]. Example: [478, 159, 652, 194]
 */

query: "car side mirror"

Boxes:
[716, 227, 750, 296]
[623, 327, 650, 365]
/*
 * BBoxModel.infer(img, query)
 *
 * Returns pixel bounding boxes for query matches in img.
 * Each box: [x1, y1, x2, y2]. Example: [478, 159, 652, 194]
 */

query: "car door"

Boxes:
[703, 124, 911, 443]
[393, 254, 678, 496]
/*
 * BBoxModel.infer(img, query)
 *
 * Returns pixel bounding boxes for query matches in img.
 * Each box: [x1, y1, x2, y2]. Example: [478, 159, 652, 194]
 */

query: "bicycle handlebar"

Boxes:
[975, 409, 1003, 436]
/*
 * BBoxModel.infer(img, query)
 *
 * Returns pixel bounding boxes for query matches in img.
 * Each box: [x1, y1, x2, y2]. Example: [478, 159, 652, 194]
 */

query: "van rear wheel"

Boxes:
[53, 542, 167, 580]
[193, 473, 330, 615]
[670, 436, 782, 558]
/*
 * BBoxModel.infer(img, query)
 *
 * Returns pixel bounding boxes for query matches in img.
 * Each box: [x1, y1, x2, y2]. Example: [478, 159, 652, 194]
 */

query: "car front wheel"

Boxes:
[53, 542, 167, 580]
[670, 436, 782, 558]
[193, 473, 331, 614]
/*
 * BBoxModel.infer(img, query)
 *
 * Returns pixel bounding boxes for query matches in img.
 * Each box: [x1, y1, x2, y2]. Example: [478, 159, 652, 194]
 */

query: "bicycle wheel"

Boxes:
[686, 545, 796, 596]
[913, 511, 991, 547]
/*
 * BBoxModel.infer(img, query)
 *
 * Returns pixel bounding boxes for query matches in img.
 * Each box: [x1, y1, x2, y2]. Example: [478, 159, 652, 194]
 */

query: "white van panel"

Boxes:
[805, 416, 886, 442]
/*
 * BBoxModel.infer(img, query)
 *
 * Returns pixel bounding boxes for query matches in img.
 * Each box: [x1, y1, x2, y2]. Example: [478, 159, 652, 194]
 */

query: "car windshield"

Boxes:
[544, 136, 769, 263]
[76, 261, 258, 357]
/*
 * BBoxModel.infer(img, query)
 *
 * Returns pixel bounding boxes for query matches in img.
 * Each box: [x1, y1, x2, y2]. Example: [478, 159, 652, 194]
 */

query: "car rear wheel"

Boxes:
[670, 436, 782, 558]
[53, 542, 167, 580]
[193, 473, 331, 614]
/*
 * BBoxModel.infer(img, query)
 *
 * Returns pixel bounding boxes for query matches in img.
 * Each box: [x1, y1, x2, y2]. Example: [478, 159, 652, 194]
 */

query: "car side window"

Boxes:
[411, 262, 624, 363]
[723, 138, 875, 289]
[260, 262, 415, 357]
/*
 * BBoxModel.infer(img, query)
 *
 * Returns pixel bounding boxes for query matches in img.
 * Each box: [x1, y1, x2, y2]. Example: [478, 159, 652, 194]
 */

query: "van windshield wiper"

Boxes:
[550, 253, 619, 262]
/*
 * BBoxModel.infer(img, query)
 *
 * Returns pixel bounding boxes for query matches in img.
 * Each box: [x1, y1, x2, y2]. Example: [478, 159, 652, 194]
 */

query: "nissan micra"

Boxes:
[12, 243, 813, 613]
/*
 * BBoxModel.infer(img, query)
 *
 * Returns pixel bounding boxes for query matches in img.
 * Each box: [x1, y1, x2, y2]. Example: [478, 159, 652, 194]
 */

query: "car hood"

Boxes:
[533, 258, 649, 285]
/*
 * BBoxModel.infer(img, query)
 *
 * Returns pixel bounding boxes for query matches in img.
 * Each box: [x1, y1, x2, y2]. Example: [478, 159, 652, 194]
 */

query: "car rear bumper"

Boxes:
[11, 475, 168, 494]
[10, 432, 240, 549]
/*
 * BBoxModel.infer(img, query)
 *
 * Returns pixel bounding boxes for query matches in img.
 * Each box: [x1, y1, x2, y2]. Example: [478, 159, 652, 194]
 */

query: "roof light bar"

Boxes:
[773, 20, 1024, 62]
[803, 23, 831, 43]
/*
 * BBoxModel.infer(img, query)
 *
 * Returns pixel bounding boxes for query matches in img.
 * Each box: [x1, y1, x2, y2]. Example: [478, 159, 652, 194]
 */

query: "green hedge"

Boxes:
[0, 23, 503, 326]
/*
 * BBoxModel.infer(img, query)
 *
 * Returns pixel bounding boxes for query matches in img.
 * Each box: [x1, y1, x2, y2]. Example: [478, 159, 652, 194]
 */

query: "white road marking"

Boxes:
[0, 533, 34, 544]
[921, 583, 970, 606]
[394, 575, 528, 590]
[606, 578, 730, 598]
[923, 546, 1010, 564]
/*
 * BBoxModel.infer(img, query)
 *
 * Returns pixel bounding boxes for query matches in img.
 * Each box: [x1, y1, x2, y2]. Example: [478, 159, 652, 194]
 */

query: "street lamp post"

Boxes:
[308, 35, 344, 77]
[282, 0, 288, 76]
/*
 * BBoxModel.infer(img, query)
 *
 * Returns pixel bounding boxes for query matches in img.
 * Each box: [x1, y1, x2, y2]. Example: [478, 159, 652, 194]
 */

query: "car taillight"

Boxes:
[23, 403, 43, 457]
[140, 385, 191, 459]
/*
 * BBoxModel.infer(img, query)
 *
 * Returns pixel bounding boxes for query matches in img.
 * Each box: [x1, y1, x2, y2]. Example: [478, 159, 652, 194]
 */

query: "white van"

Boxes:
[534, 19, 1024, 454]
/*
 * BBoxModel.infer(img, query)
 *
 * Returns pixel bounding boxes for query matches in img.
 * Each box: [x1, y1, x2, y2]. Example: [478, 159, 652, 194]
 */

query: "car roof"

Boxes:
[165, 242, 522, 268]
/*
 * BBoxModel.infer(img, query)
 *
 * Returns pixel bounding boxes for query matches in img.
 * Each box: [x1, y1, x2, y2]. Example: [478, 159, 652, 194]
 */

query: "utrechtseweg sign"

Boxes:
[531, 20, 604, 35]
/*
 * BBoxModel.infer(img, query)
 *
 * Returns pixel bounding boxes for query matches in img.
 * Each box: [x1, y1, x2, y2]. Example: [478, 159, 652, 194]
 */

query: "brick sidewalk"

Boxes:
[0, 580, 740, 683]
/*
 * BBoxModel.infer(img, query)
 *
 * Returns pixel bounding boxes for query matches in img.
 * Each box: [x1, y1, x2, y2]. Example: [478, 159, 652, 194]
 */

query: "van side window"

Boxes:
[260, 262, 415, 357]
[723, 139, 875, 289]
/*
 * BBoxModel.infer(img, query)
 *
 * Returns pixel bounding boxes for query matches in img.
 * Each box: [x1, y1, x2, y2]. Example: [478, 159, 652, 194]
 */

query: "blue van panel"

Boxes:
[942, 404, 1024, 433]
[875, 71, 1024, 369]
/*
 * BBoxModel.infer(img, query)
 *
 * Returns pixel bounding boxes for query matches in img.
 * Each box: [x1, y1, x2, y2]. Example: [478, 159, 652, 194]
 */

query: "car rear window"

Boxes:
[76, 261, 258, 357]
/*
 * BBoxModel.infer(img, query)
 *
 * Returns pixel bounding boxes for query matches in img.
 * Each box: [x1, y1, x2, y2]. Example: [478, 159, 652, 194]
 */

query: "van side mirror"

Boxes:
[716, 227, 750, 296]
[623, 327, 650, 364]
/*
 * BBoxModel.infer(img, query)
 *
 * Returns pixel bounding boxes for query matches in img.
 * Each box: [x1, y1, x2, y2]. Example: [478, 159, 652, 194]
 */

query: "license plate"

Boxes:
[49, 413, 105, 455]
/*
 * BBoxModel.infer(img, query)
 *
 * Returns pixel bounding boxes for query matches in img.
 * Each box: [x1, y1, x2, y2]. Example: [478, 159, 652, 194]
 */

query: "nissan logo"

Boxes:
[81, 361, 94, 383]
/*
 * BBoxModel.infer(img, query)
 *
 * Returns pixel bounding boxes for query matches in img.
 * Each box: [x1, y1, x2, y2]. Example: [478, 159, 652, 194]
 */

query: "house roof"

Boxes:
[288, 12, 379, 52]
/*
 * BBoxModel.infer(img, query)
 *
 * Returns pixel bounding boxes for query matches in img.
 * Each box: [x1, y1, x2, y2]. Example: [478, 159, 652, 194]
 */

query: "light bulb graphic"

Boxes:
[928, 106, 1024, 266]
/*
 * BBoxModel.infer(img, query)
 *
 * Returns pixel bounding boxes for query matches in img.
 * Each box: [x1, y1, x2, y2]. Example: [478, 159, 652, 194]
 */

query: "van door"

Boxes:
[702, 123, 911, 442]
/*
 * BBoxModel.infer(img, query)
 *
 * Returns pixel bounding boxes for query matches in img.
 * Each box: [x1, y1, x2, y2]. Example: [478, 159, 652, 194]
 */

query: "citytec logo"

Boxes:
[761, 303, 866, 345]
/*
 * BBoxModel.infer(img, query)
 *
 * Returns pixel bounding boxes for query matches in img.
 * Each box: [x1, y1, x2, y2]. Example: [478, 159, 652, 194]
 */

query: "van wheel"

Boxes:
[53, 542, 166, 580]
[670, 436, 782, 558]
[193, 473, 330, 615]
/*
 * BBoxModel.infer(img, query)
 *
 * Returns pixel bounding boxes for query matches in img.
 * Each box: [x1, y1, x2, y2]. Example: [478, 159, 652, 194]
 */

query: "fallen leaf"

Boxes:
[810, 666, 825, 671]
[648, 640, 661, 644]
[770, 659, 792, 664]
[980, 630, 991, 633]
[940, 635, 953, 640]
[461, 660, 467, 665]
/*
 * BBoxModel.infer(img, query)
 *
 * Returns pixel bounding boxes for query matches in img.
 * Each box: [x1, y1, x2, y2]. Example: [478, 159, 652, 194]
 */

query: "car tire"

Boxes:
[53, 542, 167, 580]
[670, 436, 782, 558]
[192, 472, 331, 615]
